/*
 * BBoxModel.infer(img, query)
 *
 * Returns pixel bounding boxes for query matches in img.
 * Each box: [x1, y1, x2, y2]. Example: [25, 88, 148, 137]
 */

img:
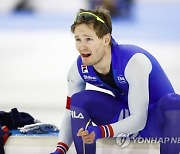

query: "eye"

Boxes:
[75, 38, 81, 42]
[86, 37, 93, 41]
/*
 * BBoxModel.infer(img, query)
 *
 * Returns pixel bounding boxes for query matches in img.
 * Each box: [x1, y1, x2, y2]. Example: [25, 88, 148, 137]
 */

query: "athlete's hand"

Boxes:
[77, 128, 95, 144]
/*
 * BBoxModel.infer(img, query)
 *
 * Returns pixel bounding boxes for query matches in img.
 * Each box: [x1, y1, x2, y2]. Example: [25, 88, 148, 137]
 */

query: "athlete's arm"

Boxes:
[54, 60, 86, 153]
[111, 53, 152, 136]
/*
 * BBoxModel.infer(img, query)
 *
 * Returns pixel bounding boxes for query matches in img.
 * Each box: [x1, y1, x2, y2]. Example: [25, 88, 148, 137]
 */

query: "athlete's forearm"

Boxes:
[87, 111, 147, 142]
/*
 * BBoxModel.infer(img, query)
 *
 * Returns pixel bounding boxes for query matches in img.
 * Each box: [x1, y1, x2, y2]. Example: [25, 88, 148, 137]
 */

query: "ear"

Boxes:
[103, 33, 111, 45]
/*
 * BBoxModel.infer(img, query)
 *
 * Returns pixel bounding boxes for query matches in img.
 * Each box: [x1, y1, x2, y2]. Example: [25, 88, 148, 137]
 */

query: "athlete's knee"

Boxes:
[158, 93, 180, 111]
[70, 90, 92, 109]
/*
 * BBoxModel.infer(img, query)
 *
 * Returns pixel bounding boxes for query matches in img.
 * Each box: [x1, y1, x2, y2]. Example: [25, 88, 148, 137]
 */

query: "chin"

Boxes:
[82, 61, 93, 66]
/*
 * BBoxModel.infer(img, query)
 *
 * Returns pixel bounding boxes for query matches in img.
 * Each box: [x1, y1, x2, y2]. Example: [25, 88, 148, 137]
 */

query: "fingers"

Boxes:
[77, 128, 88, 136]
[82, 132, 95, 144]
[77, 128, 83, 136]
[77, 128, 95, 144]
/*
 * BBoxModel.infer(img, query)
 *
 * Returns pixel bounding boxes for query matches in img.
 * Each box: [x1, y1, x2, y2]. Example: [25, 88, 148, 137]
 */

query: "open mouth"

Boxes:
[81, 53, 91, 58]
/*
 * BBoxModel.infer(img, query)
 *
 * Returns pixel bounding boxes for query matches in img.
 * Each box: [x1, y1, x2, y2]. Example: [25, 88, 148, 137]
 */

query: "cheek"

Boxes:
[75, 43, 80, 52]
[95, 44, 103, 55]
[90, 43, 99, 51]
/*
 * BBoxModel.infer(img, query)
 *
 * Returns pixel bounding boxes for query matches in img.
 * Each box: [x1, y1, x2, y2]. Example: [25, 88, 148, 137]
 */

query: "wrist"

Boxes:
[87, 124, 114, 140]
[87, 126, 101, 141]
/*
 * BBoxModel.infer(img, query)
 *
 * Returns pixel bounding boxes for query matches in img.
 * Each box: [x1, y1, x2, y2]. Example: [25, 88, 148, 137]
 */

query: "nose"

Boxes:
[79, 40, 88, 51]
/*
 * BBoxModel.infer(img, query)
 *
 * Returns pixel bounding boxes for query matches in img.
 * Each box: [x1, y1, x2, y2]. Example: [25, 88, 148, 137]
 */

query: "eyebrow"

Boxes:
[74, 34, 93, 38]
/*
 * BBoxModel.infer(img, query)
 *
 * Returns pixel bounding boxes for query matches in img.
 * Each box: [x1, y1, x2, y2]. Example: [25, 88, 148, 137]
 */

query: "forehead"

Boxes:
[74, 24, 97, 36]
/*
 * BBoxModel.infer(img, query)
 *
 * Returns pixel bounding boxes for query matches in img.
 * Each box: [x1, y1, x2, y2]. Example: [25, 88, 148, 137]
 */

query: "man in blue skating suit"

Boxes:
[51, 6, 180, 154]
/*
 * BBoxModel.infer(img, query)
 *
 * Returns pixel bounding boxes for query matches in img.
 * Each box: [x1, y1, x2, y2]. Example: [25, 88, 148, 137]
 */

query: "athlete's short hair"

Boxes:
[71, 6, 112, 39]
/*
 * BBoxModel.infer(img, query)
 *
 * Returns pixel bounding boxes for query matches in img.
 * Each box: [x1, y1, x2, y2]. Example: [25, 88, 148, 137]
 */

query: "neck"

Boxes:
[93, 46, 111, 75]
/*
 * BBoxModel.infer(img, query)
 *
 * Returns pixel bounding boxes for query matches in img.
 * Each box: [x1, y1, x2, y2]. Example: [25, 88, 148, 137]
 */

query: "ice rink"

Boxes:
[0, 1, 180, 153]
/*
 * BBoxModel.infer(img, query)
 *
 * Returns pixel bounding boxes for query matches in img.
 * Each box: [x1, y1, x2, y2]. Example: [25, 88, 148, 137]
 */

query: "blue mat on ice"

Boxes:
[11, 129, 59, 137]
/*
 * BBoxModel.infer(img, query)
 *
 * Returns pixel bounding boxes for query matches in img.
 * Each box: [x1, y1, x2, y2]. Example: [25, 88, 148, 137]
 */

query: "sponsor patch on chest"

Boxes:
[81, 65, 88, 73]
[117, 75, 127, 83]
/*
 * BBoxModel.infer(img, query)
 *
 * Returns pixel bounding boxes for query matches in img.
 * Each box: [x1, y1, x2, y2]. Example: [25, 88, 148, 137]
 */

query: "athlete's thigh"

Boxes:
[80, 90, 126, 125]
